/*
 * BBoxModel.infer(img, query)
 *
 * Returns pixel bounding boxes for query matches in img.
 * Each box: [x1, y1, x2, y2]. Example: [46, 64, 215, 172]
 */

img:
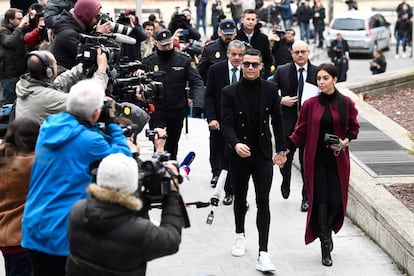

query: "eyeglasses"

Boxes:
[242, 62, 260, 68]
[292, 50, 309, 55]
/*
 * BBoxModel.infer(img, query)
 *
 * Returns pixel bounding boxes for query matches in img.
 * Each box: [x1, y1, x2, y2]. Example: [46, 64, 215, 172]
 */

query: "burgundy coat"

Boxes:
[289, 90, 359, 244]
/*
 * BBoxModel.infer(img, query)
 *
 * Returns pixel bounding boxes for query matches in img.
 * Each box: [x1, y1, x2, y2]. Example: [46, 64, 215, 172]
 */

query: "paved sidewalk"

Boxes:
[139, 118, 402, 276]
[0, 118, 404, 275]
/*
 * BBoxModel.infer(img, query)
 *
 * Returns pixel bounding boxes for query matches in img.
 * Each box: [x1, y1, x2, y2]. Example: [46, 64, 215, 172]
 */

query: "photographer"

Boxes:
[21, 79, 133, 276]
[24, 3, 49, 51]
[50, 0, 112, 69]
[67, 152, 188, 276]
[269, 27, 295, 68]
[116, 9, 147, 62]
[168, 8, 201, 42]
[15, 48, 108, 123]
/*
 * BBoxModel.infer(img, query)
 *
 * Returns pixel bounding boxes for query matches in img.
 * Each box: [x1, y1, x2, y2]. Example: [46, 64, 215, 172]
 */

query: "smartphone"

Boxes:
[182, 29, 189, 35]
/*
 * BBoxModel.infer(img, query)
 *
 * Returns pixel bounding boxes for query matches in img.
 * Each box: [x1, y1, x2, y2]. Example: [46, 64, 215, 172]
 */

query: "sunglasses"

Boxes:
[242, 62, 260, 68]
[292, 50, 309, 55]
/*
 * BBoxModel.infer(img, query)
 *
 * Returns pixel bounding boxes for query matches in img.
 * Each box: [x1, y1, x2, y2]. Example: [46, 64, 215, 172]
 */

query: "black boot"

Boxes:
[327, 209, 339, 252]
[317, 204, 333, 266]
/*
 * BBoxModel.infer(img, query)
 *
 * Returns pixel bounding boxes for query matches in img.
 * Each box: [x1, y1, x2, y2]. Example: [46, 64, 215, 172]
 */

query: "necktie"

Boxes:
[231, 67, 238, 84]
[298, 67, 304, 110]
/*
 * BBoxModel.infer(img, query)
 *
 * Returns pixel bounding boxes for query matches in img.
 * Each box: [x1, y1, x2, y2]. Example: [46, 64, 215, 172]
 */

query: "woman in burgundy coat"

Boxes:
[288, 63, 359, 266]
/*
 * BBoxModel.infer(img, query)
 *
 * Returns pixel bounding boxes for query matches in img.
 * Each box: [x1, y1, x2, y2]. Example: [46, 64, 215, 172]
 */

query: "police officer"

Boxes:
[197, 19, 237, 83]
[142, 29, 204, 160]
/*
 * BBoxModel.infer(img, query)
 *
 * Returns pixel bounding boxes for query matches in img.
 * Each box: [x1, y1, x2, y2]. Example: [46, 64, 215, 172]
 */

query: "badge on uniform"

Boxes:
[215, 51, 220, 59]
[153, 65, 159, 72]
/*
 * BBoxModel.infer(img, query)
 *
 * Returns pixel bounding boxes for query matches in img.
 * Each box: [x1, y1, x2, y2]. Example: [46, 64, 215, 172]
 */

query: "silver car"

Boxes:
[325, 11, 391, 57]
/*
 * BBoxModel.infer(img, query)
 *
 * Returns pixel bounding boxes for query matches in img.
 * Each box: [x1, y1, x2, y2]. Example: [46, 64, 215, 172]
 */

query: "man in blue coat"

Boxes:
[21, 79, 133, 276]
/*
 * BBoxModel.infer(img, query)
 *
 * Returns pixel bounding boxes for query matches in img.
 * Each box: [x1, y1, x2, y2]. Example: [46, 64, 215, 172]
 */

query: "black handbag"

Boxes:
[324, 133, 340, 145]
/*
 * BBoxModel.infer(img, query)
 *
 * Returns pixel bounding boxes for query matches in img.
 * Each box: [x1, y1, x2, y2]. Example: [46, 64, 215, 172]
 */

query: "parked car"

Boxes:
[325, 11, 391, 57]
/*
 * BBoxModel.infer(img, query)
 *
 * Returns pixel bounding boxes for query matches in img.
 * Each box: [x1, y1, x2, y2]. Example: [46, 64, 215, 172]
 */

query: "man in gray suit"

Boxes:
[204, 39, 245, 203]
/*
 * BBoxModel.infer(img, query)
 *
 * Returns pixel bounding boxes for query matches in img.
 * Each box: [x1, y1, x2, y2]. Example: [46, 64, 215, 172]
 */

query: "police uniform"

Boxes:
[197, 39, 228, 82]
[197, 19, 238, 83]
[142, 29, 204, 160]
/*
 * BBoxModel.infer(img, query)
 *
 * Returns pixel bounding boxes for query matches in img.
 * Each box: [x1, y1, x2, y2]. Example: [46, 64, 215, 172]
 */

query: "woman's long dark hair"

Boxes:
[316, 63, 347, 132]
[0, 117, 40, 166]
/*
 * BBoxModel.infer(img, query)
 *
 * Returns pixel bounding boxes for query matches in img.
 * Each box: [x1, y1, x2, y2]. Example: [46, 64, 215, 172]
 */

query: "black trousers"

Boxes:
[29, 250, 66, 276]
[230, 155, 273, 252]
[279, 145, 307, 200]
[209, 129, 233, 195]
[149, 108, 186, 160]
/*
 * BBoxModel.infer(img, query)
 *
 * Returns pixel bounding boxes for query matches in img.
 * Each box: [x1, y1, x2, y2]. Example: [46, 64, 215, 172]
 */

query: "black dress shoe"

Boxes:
[223, 195, 234, 205]
[301, 200, 309, 212]
[210, 176, 219, 188]
[281, 184, 290, 199]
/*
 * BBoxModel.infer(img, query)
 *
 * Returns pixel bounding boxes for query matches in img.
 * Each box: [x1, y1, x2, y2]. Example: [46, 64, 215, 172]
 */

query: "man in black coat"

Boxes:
[204, 39, 245, 202]
[221, 48, 286, 272]
[0, 8, 29, 104]
[329, 33, 349, 82]
[236, 9, 273, 79]
[143, 29, 204, 160]
[50, 0, 112, 69]
[272, 40, 318, 212]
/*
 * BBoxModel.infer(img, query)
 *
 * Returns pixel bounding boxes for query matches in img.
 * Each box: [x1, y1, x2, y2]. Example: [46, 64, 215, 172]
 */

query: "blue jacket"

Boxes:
[21, 112, 131, 256]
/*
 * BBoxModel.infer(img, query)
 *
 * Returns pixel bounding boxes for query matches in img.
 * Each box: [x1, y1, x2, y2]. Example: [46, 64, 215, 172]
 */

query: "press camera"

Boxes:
[139, 151, 182, 203]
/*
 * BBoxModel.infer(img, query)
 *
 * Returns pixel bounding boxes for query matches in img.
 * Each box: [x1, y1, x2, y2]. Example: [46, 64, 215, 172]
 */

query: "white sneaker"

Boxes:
[231, 234, 246, 257]
[395, 54, 400, 59]
[256, 251, 276, 272]
[402, 52, 406, 58]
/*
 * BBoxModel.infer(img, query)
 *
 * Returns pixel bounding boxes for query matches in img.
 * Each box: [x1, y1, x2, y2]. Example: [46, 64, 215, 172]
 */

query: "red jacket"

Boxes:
[290, 90, 359, 244]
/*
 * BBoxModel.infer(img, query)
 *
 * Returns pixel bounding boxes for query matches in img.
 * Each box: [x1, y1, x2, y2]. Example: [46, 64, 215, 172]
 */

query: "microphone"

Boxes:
[121, 124, 139, 136]
[211, 169, 228, 206]
[180, 151, 195, 167]
[111, 33, 136, 45]
[179, 152, 195, 181]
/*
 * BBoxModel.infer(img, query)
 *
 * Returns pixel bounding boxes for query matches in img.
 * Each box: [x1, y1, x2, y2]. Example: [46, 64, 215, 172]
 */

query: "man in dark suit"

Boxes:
[329, 33, 349, 82]
[236, 9, 273, 79]
[272, 40, 318, 212]
[204, 39, 245, 204]
[221, 48, 286, 272]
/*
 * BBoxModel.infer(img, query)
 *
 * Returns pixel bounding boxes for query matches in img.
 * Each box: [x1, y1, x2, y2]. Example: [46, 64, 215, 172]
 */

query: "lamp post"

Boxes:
[328, 0, 334, 24]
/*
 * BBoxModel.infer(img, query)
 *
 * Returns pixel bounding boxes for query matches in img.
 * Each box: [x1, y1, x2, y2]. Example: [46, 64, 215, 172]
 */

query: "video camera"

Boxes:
[111, 72, 165, 105]
[76, 33, 122, 77]
[272, 28, 286, 37]
[139, 151, 182, 204]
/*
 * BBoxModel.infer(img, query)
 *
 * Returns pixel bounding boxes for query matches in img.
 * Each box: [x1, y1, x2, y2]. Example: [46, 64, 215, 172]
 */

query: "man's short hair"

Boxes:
[243, 48, 262, 62]
[3, 8, 22, 24]
[243, 9, 257, 16]
[66, 79, 105, 119]
[143, 21, 154, 29]
[227, 39, 246, 53]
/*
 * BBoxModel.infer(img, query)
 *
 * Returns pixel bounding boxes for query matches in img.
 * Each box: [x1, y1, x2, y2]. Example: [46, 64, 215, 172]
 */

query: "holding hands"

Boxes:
[273, 151, 288, 168]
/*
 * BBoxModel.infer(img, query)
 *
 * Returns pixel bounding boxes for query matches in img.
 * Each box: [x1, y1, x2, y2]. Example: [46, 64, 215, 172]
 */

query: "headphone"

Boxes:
[28, 51, 54, 79]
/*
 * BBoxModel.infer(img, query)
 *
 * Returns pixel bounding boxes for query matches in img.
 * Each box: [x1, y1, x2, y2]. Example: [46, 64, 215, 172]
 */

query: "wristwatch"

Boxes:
[278, 151, 287, 156]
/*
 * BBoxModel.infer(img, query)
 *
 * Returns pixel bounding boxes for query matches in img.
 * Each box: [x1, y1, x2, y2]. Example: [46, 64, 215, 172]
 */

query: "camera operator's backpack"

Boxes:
[0, 104, 13, 138]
